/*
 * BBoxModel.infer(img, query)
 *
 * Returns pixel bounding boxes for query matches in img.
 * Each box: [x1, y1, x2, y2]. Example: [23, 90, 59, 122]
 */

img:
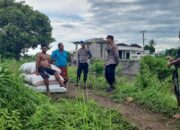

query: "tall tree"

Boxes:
[144, 39, 156, 54]
[149, 39, 156, 47]
[0, 0, 54, 61]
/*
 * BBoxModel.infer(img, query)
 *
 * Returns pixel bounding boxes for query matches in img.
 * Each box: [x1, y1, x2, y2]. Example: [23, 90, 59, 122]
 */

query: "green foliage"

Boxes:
[140, 56, 172, 80]
[149, 39, 156, 46]
[144, 39, 156, 54]
[0, 109, 22, 130]
[134, 64, 178, 114]
[165, 48, 178, 57]
[0, 0, 54, 60]
[88, 75, 107, 90]
[92, 61, 104, 76]
[74, 56, 180, 115]
[68, 66, 106, 90]
[144, 45, 155, 54]
[110, 56, 179, 115]
[27, 99, 136, 130]
[0, 0, 14, 8]
[68, 66, 77, 83]
[0, 63, 49, 125]
[0, 60, 136, 129]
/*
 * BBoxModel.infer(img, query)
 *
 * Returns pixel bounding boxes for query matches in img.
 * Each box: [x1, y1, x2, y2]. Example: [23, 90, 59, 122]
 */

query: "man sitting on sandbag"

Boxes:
[36, 44, 65, 96]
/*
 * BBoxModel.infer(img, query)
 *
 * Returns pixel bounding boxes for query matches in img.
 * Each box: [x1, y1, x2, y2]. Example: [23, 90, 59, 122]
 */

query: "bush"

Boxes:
[92, 61, 104, 76]
[140, 56, 172, 80]
[102, 56, 180, 115]
[134, 69, 178, 115]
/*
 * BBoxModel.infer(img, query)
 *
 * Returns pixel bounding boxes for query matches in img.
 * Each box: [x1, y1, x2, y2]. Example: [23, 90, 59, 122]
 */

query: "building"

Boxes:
[72, 38, 149, 61]
[72, 38, 107, 60]
[117, 43, 149, 60]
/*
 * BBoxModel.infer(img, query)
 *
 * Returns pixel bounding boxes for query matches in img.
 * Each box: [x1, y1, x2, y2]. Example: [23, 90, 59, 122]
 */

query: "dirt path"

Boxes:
[53, 84, 179, 130]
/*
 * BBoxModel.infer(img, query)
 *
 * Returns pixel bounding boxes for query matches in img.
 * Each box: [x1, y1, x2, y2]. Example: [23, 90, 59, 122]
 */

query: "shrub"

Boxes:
[92, 61, 104, 76]
[108, 56, 180, 115]
[140, 56, 172, 80]
[132, 56, 179, 114]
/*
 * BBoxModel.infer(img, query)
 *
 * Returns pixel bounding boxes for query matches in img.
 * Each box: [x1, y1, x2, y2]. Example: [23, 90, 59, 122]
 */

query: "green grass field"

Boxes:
[68, 56, 180, 116]
[0, 59, 137, 130]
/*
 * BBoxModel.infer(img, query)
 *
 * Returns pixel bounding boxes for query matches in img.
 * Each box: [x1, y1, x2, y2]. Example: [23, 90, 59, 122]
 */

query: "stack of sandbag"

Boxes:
[20, 62, 67, 93]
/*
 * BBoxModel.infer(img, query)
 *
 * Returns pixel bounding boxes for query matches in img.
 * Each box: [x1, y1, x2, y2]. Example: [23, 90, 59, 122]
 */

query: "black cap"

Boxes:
[106, 35, 114, 41]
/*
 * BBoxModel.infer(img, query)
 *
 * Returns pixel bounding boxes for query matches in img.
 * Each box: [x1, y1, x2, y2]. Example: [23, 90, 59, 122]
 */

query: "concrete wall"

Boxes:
[118, 60, 140, 76]
[89, 43, 107, 60]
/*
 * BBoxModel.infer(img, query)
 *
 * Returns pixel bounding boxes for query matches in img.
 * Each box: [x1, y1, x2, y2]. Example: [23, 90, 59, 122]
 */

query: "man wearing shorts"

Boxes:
[51, 43, 69, 87]
[36, 44, 64, 96]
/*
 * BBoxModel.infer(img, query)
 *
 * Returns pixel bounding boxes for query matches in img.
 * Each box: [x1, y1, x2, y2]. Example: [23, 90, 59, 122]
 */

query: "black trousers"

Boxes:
[105, 64, 117, 86]
[77, 62, 89, 83]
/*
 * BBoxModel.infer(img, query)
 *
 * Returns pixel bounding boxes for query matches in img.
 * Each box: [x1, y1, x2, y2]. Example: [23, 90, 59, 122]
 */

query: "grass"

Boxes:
[27, 98, 137, 130]
[68, 56, 180, 116]
[68, 65, 107, 90]
[0, 59, 137, 130]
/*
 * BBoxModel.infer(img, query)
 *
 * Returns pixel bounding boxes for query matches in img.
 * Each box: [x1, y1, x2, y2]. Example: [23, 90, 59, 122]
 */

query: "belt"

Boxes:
[79, 60, 86, 63]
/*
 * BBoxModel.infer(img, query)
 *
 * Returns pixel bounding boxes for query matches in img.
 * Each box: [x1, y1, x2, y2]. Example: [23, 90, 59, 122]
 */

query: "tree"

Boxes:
[0, 0, 54, 61]
[144, 39, 156, 54]
[149, 39, 156, 47]
[165, 48, 180, 57]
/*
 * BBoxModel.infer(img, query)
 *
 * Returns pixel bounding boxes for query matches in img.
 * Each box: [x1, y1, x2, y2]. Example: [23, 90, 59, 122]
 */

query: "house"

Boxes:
[72, 38, 107, 60]
[117, 43, 149, 60]
[72, 38, 149, 61]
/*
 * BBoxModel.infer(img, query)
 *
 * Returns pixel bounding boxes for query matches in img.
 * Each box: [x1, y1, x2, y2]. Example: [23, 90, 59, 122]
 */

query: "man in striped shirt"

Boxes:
[76, 41, 92, 88]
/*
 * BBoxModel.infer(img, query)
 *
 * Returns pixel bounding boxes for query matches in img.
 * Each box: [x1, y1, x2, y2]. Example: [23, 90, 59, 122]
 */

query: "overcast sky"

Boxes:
[16, 0, 180, 54]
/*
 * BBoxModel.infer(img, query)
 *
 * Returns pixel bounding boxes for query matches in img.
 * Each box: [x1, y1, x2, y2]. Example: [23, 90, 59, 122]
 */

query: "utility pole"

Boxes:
[140, 30, 146, 49]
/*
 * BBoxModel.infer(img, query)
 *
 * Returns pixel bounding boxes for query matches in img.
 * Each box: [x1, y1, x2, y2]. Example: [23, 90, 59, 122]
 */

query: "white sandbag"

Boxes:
[20, 62, 35, 74]
[36, 85, 67, 93]
[22, 73, 64, 86]
[21, 73, 32, 82]
[19, 62, 61, 74]
[26, 84, 67, 93]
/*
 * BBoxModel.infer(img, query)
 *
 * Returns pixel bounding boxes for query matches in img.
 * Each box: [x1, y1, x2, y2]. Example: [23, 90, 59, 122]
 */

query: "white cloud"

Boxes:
[17, 0, 90, 14]
[16, 0, 180, 55]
